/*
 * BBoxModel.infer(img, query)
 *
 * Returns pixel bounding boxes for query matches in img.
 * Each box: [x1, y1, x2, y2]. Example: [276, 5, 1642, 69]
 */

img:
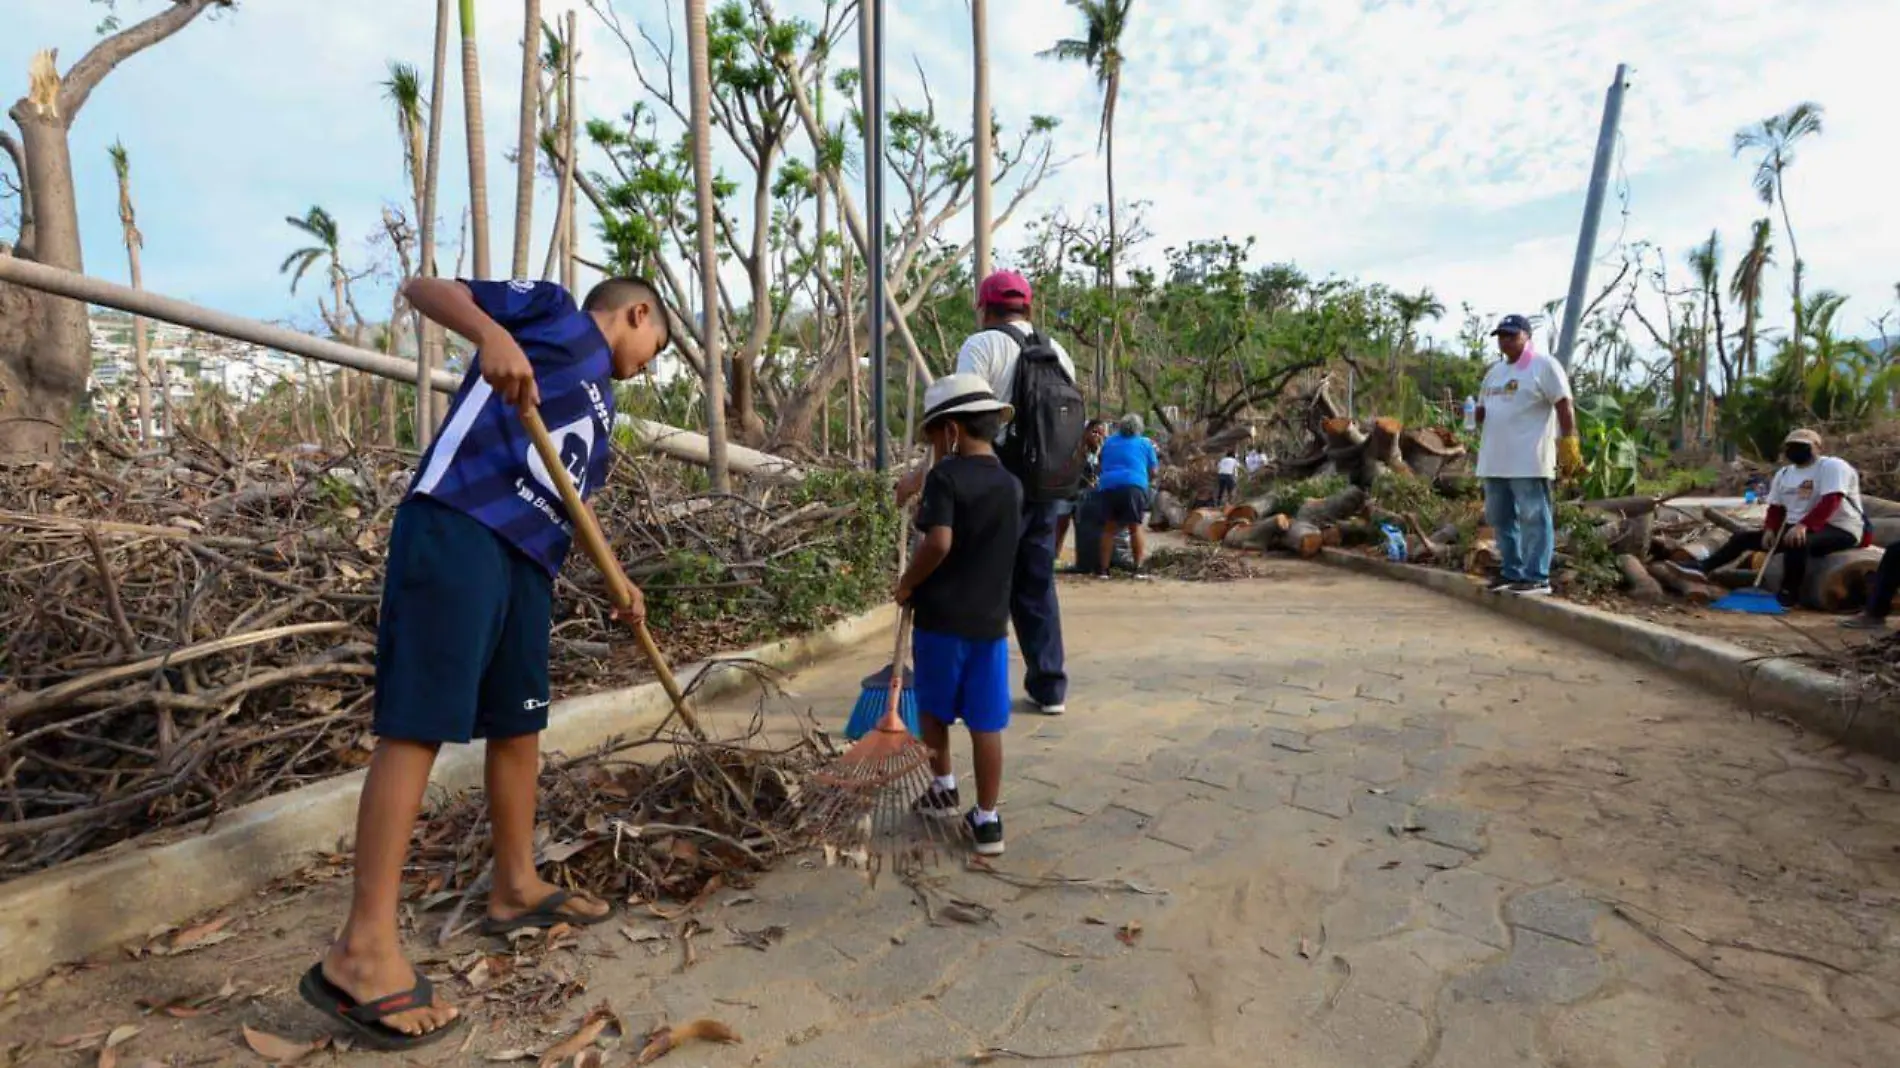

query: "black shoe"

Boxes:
[1840, 613, 1889, 631]
[1509, 581, 1553, 597]
[914, 785, 961, 821]
[965, 810, 1005, 856]
[1777, 590, 1799, 609]
[1485, 576, 1516, 592]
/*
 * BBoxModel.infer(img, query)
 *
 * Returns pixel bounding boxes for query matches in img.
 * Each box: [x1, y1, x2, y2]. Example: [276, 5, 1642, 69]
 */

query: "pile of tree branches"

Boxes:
[0, 433, 895, 878]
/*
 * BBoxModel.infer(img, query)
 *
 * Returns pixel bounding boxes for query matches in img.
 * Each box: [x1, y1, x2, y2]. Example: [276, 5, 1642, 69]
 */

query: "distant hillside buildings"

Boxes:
[87, 308, 330, 435]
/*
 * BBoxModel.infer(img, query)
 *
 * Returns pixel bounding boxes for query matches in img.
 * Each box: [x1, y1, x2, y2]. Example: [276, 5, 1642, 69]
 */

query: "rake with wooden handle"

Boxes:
[519, 405, 706, 740]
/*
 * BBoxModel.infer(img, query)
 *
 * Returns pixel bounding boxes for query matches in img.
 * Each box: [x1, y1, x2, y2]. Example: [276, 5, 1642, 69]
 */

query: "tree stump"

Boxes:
[1618, 554, 1664, 602]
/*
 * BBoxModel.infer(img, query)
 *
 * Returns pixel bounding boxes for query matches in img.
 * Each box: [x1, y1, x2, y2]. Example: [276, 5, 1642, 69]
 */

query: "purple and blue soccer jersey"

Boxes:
[406, 280, 616, 576]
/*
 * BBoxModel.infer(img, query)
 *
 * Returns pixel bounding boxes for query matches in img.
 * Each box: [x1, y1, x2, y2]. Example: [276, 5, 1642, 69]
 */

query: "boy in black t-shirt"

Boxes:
[895, 373, 1024, 856]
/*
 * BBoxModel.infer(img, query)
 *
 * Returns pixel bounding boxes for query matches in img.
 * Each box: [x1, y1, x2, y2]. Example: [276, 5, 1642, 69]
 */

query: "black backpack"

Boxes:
[986, 323, 1087, 503]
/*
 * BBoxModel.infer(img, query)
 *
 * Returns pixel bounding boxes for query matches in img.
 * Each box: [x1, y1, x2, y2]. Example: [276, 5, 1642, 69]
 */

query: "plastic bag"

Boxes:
[1379, 521, 1408, 562]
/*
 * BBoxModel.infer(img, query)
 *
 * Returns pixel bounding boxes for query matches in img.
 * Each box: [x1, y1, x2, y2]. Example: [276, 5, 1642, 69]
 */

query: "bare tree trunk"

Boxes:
[842, 186, 860, 463]
[971, 0, 993, 286]
[1, 3, 224, 457]
[111, 149, 152, 443]
[459, 0, 491, 280]
[416, 0, 452, 446]
[510, 0, 541, 279]
[686, 0, 729, 492]
[1106, 114, 1122, 408]
[560, 9, 578, 292]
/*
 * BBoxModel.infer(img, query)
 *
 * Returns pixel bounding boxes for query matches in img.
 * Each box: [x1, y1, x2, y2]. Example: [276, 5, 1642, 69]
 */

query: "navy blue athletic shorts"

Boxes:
[911, 628, 1011, 734]
[1101, 485, 1149, 525]
[372, 496, 553, 744]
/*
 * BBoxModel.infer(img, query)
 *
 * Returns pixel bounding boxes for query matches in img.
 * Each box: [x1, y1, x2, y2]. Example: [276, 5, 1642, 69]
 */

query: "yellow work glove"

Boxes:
[1556, 435, 1585, 480]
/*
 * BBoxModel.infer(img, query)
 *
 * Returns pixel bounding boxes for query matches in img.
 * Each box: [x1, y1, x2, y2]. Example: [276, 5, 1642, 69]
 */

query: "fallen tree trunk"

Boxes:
[0, 255, 803, 481]
[1669, 529, 1733, 565]
[1397, 427, 1465, 482]
[1184, 508, 1230, 542]
[1283, 519, 1323, 557]
[1618, 554, 1664, 602]
[1861, 495, 1900, 519]
[1221, 521, 1255, 550]
[1295, 485, 1369, 527]
[1702, 507, 1752, 535]
[1647, 561, 1723, 604]
[1225, 502, 1260, 524]
[1357, 417, 1408, 485]
[1609, 512, 1653, 557]
[1759, 546, 1884, 611]
[1242, 513, 1292, 550]
[1151, 490, 1189, 532]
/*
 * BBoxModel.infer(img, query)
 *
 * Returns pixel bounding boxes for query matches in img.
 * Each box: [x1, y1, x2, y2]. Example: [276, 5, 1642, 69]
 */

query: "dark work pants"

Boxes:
[1013, 500, 1066, 707]
[1703, 525, 1857, 595]
[1866, 543, 1900, 618]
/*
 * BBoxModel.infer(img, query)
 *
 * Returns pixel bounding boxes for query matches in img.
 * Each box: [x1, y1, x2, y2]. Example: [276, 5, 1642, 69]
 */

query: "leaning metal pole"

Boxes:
[1554, 63, 1629, 370]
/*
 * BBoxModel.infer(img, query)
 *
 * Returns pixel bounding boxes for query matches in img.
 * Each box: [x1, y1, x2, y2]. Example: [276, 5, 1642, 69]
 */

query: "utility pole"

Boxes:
[1554, 63, 1629, 370]
[864, 0, 889, 471]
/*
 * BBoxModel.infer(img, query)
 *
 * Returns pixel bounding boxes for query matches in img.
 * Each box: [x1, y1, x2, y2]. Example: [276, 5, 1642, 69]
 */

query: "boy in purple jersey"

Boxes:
[298, 276, 667, 1050]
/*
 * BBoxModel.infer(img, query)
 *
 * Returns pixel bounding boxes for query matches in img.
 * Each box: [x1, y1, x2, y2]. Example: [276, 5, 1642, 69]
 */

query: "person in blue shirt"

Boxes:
[299, 276, 668, 1051]
[1094, 412, 1160, 579]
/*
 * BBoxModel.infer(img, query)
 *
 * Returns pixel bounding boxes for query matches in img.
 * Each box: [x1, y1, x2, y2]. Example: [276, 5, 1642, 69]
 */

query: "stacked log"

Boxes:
[1184, 508, 1230, 543]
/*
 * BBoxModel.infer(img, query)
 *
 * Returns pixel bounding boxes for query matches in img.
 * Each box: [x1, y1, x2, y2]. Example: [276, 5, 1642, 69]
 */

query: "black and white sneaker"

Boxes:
[1509, 581, 1553, 597]
[1485, 576, 1516, 592]
[913, 785, 961, 821]
[965, 810, 1006, 856]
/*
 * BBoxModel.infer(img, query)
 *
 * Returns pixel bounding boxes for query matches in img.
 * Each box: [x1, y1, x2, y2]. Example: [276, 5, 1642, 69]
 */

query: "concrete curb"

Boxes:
[1315, 549, 1900, 759]
[0, 604, 896, 992]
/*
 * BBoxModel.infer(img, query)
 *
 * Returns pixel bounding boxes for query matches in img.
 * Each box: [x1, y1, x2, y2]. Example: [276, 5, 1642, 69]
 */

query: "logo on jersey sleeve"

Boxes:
[507, 278, 536, 293]
[526, 414, 595, 496]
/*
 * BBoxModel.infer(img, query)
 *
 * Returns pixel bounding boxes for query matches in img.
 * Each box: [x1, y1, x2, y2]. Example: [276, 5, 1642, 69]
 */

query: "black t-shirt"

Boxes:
[911, 454, 1023, 640]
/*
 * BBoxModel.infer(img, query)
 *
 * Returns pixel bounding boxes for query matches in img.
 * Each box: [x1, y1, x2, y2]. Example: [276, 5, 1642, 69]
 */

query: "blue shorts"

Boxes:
[373, 496, 554, 744]
[911, 629, 1011, 734]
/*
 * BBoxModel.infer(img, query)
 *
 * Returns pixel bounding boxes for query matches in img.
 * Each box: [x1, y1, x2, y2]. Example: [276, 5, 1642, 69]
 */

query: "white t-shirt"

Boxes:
[1245, 451, 1265, 473]
[1769, 456, 1862, 536]
[1475, 353, 1573, 479]
[1217, 456, 1239, 477]
[954, 322, 1079, 410]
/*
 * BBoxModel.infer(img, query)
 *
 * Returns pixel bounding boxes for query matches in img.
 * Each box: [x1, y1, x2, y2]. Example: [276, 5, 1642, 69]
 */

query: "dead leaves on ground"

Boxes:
[634, 1019, 741, 1065]
[481, 1002, 736, 1067]
[240, 1026, 329, 1064]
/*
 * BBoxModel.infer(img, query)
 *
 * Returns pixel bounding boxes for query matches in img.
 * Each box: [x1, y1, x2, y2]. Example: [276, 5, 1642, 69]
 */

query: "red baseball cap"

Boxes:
[977, 269, 1032, 310]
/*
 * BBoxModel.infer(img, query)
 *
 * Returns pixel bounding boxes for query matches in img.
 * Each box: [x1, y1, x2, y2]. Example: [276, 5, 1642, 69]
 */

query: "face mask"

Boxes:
[1785, 445, 1814, 465]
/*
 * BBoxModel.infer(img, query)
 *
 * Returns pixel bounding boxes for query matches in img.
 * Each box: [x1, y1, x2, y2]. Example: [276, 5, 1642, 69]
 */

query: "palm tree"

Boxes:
[971, 0, 993, 285]
[1389, 287, 1444, 379]
[383, 61, 427, 443]
[1729, 218, 1774, 378]
[281, 205, 350, 436]
[1041, 0, 1133, 406]
[1687, 232, 1727, 439]
[107, 141, 152, 442]
[511, 0, 541, 277]
[459, 0, 492, 279]
[686, 0, 729, 491]
[1734, 101, 1823, 376]
[1793, 291, 1877, 422]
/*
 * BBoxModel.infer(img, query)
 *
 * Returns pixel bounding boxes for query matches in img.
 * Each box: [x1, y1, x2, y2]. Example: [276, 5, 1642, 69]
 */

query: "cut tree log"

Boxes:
[1618, 554, 1664, 602]
[1151, 490, 1188, 532]
[1320, 525, 1343, 548]
[1294, 485, 1369, 527]
[1241, 513, 1293, 550]
[1225, 502, 1259, 524]
[1646, 561, 1723, 604]
[1759, 546, 1884, 611]
[1669, 529, 1733, 565]
[1702, 507, 1752, 535]
[1609, 512, 1653, 557]
[1221, 521, 1255, 550]
[1865, 516, 1900, 546]
[1184, 509, 1230, 542]
[1283, 519, 1324, 558]
[1357, 417, 1409, 485]
[1861, 495, 1900, 519]
[1397, 427, 1465, 482]
[1467, 528, 1499, 574]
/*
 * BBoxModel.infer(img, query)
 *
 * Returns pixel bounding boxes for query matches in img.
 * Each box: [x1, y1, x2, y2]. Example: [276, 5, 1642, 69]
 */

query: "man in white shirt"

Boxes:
[907, 270, 1077, 715]
[1216, 452, 1240, 505]
[1475, 314, 1583, 596]
[1674, 427, 1866, 607]
[1244, 448, 1266, 475]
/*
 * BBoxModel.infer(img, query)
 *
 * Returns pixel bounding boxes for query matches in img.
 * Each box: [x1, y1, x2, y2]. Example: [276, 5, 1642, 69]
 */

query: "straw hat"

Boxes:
[922, 373, 1014, 425]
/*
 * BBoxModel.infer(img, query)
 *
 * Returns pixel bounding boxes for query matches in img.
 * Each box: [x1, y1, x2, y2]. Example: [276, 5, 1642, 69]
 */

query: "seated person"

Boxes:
[1842, 541, 1900, 630]
[1670, 429, 1866, 607]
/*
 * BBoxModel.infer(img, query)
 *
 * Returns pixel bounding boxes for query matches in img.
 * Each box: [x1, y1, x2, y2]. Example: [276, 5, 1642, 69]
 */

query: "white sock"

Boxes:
[935, 774, 957, 792]
[972, 807, 999, 825]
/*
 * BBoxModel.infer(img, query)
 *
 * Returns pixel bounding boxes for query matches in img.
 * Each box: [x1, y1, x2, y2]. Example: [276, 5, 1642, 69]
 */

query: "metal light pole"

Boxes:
[1554, 63, 1629, 370]
[863, 0, 889, 471]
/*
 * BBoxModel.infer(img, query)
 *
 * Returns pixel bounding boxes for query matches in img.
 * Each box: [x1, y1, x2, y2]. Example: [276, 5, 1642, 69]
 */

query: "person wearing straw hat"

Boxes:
[895, 373, 1025, 856]
[1671, 427, 1867, 607]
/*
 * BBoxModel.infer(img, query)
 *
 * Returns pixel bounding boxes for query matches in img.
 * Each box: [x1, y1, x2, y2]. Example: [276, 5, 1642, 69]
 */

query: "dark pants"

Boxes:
[1013, 500, 1066, 707]
[1865, 543, 1900, 618]
[1704, 525, 1857, 595]
[1217, 474, 1237, 505]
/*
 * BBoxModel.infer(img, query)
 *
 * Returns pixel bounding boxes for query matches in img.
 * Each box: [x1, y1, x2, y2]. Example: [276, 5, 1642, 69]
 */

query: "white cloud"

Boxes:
[3, 0, 1893, 359]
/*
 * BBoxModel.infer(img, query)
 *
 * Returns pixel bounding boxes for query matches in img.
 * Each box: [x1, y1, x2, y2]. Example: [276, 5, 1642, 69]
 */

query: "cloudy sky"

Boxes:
[6, 0, 1896, 350]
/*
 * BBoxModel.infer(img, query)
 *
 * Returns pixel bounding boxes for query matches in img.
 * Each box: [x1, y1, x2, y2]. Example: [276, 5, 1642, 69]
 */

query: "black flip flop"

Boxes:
[479, 888, 614, 937]
[297, 964, 465, 1052]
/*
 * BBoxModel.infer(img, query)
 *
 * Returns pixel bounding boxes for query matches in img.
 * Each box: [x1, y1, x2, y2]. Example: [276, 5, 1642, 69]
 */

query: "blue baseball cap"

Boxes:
[1492, 314, 1532, 336]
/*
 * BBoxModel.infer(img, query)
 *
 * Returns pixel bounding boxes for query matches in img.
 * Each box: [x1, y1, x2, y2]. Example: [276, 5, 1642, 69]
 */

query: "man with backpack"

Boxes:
[904, 270, 1083, 716]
